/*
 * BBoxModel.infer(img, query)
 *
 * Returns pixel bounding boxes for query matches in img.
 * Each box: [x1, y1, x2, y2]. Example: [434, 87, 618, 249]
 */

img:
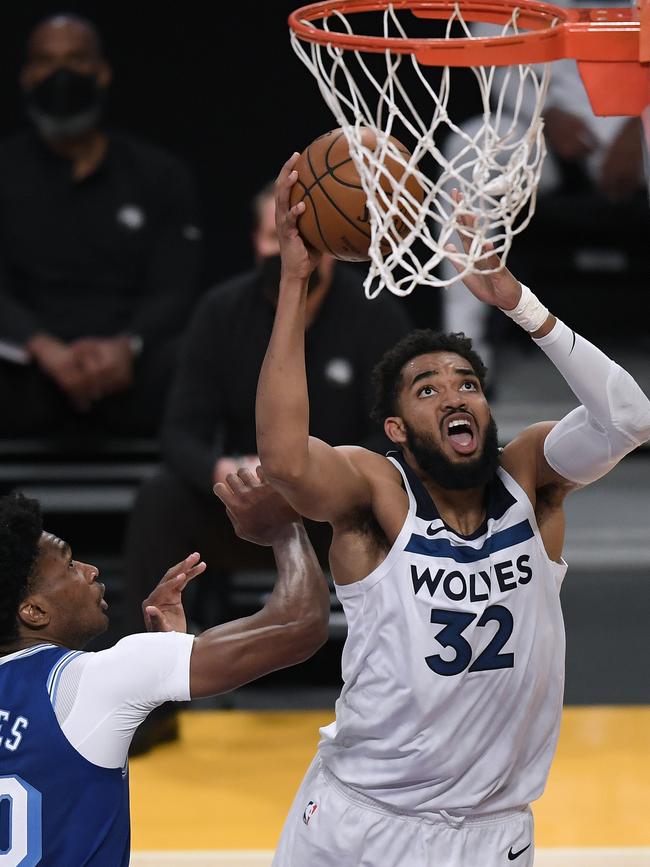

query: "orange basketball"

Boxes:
[289, 127, 423, 262]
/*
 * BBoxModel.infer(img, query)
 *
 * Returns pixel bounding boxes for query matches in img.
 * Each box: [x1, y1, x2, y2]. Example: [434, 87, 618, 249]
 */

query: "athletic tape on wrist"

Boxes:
[500, 284, 549, 333]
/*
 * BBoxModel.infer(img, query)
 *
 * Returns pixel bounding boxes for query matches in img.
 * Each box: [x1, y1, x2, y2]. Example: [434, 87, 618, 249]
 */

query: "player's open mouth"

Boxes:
[443, 412, 478, 455]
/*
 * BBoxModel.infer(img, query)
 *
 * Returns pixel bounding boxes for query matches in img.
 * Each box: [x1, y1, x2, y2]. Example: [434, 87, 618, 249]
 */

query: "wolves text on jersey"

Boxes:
[410, 555, 532, 603]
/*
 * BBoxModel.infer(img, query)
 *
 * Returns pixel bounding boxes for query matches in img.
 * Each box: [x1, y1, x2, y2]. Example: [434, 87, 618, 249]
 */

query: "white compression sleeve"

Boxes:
[533, 319, 650, 485]
[53, 632, 194, 768]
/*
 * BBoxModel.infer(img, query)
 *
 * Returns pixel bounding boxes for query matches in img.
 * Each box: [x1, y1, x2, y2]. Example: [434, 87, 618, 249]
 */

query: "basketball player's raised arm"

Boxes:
[446, 201, 650, 491]
[184, 468, 330, 698]
[256, 153, 374, 521]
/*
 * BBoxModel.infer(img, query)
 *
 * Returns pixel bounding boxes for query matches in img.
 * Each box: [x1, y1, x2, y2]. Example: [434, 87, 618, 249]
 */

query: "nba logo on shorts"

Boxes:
[302, 800, 318, 826]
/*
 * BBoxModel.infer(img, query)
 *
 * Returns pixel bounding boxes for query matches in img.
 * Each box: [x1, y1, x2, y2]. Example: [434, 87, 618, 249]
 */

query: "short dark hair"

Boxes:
[0, 493, 43, 643]
[370, 329, 488, 424]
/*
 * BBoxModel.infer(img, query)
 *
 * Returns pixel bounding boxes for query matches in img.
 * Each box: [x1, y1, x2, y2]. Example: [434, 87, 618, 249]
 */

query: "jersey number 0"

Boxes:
[0, 776, 42, 867]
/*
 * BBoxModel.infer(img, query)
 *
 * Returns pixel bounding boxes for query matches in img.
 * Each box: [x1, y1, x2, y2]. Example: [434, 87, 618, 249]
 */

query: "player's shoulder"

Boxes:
[501, 421, 552, 472]
[83, 632, 194, 681]
[335, 444, 400, 481]
[500, 420, 572, 498]
[501, 421, 557, 461]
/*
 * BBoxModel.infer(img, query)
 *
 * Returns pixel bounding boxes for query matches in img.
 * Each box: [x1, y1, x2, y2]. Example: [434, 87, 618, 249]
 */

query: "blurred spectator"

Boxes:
[438, 0, 646, 377]
[0, 14, 202, 439]
[122, 181, 412, 752]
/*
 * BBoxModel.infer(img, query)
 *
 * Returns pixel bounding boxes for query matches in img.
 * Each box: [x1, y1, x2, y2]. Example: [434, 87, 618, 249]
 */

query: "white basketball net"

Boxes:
[290, 3, 555, 298]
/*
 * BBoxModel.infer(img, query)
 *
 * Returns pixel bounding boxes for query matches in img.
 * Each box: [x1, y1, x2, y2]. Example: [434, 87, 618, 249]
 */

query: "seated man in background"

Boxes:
[122, 180, 413, 751]
[0, 14, 202, 439]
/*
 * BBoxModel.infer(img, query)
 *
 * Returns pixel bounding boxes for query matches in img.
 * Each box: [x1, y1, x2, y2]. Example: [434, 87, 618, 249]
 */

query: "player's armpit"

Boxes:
[262, 439, 381, 524]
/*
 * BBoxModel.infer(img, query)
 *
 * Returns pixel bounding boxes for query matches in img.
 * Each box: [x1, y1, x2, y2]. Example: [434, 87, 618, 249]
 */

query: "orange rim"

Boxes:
[289, 0, 650, 114]
[288, 0, 642, 65]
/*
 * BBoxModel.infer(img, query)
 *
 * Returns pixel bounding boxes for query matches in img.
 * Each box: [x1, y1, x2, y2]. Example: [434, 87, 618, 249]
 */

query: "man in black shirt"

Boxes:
[122, 183, 412, 750]
[0, 14, 201, 437]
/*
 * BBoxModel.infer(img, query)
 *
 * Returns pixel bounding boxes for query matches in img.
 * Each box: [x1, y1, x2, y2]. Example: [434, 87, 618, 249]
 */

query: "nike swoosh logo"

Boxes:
[508, 843, 531, 861]
[426, 524, 443, 536]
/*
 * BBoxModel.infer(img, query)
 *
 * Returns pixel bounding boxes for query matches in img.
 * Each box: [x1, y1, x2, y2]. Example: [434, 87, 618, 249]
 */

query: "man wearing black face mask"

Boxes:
[119, 181, 411, 753]
[0, 14, 201, 437]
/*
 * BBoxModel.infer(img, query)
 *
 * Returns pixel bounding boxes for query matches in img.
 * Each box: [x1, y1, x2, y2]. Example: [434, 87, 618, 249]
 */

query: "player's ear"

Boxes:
[17, 596, 50, 630]
[385, 416, 406, 445]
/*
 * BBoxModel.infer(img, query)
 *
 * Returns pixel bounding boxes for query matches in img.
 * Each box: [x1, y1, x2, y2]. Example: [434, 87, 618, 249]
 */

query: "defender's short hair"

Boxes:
[0, 493, 43, 642]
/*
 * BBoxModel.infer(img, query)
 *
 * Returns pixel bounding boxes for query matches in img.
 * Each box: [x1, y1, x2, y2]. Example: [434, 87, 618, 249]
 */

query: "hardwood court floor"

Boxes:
[130, 706, 650, 856]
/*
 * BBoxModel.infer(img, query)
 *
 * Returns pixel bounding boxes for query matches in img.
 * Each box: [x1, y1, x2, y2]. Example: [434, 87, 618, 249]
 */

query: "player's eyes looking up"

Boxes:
[417, 378, 478, 399]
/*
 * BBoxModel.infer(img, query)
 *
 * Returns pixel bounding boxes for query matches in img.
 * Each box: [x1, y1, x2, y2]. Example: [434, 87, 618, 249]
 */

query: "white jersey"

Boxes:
[319, 452, 567, 815]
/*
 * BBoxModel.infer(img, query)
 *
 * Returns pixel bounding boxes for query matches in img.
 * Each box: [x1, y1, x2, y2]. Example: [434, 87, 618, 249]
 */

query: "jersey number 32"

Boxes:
[426, 605, 514, 676]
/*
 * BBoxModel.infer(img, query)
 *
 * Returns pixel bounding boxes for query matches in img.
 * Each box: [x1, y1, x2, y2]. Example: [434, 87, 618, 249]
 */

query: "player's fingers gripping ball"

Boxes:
[289, 127, 424, 262]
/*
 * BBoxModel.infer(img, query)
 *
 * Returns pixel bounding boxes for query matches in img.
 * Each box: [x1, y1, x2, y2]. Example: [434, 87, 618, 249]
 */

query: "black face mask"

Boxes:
[258, 254, 321, 301]
[25, 68, 104, 140]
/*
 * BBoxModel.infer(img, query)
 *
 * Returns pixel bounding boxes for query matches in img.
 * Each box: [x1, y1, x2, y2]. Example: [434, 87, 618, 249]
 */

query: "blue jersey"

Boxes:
[0, 644, 130, 866]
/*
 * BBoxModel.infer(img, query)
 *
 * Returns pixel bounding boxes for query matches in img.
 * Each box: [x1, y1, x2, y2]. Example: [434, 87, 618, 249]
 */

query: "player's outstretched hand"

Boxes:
[444, 188, 523, 311]
[275, 152, 322, 285]
[214, 465, 302, 546]
[142, 552, 207, 634]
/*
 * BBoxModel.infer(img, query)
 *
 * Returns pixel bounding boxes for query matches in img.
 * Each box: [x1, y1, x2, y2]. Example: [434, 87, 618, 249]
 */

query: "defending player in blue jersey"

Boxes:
[0, 469, 330, 866]
[257, 155, 650, 867]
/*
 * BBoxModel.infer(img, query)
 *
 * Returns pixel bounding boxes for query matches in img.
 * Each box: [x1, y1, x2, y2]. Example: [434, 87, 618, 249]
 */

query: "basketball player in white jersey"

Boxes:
[0, 470, 329, 865]
[257, 154, 650, 867]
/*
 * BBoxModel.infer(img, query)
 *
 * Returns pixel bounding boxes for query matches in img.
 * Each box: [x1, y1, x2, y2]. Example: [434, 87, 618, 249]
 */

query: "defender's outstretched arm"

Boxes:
[187, 468, 331, 699]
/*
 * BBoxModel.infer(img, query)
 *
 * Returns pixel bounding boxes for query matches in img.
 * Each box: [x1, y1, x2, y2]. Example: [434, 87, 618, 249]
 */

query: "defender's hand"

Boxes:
[213, 455, 260, 487]
[214, 466, 302, 546]
[143, 552, 207, 633]
[444, 189, 523, 311]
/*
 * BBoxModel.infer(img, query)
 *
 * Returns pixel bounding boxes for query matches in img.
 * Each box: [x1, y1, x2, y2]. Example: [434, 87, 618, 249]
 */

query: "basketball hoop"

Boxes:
[288, 0, 650, 298]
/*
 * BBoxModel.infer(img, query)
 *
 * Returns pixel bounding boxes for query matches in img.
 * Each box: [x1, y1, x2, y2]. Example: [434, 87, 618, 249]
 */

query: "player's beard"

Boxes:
[404, 416, 500, 490]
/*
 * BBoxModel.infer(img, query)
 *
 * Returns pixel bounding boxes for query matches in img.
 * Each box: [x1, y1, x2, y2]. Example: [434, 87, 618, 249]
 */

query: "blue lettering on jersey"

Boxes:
[411, 555, 533, 602]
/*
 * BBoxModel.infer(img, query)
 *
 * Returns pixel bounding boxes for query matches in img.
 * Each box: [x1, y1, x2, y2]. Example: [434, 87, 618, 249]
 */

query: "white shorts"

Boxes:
[272, 757, 535, 867]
